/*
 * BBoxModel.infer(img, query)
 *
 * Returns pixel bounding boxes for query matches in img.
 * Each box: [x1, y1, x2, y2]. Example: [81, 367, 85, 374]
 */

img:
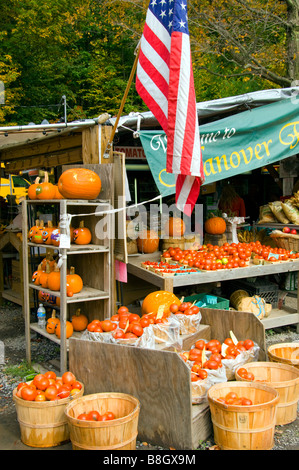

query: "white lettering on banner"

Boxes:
[114, 146, 146, 159]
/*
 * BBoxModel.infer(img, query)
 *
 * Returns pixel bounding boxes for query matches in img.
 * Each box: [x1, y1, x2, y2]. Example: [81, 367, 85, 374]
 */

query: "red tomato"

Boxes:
[45, 385, 58, 401]
[203, 360, 219, 370]
[62, 371, 76, 386]
[169, 303, 179, 313]
[87, 410, 101, 421]
[195, 340, 206, 350]
[130, 323, 144, 337]
[206, 339, 221, 352]
[244, 339, 254, 350]
[77, 413, 89, 420]
[58, 386, 71, 399]
[113, 328, 125, 339]
[241, 397, 253, 406]
[129, 313, 140, 323]
[71, 381, 82, 390]
[198, 369, 208, 380]
[21, 386, 37, 401]
[117, 306, 129, 315]
[44, 371, 57, 380]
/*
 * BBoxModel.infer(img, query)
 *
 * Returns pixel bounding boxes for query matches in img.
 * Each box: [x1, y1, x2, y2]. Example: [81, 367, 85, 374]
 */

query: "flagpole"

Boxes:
[103, 43, 141, 158]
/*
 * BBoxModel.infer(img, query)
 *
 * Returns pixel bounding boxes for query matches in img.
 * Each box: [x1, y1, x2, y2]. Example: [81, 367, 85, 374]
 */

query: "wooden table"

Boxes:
[127, 252, 299, 331]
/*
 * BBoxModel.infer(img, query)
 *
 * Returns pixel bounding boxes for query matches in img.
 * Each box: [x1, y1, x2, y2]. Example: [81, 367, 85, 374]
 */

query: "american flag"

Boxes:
[136, 0, 204, 216]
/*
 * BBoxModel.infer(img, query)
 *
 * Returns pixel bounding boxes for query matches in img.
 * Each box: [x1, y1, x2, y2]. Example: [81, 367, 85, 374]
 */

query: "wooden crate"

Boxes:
[69, 309, 266, 449]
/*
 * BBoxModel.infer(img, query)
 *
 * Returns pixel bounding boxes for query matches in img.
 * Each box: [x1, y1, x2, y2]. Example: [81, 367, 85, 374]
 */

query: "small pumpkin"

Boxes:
[204, 215, 226, 235]
[36, 171, 56, 200]
[73, 221, 92, 245]
[66, 267, 83, 297]
[137, 229, 159, 253]
[32, 263, 44, 286]
[28, 220, 41, 242]
[141, 290, 181, 317]
[53, 185, 64, 200]
[40, 252, 56, 271]
[46, 310, 60, 334]
[42, 221, 55, 245]
[28, 177, 40, 200]
[51, 227, 61, 247]
[39, 262, 51, 289]
[47, 265, 61, 291]
[32, 220, 44, 244]
[71, 308, 88, 331]
[55, 320, 73, 339]
[166, 217, 186, 237]
[38, 290, 50, 302]
[58, 168, 102, 200]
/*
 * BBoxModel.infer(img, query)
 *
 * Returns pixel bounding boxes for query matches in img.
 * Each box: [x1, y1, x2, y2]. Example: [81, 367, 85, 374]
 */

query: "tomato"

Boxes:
[191, 363, 202, 374]
[129, 313, 140, 323]
[241, 397, 253, 406]
[198, 369, 208, 380]
[35, 392, 46, 402]
[33, 374, 50, 391]
[17, 382, 27, 391]
[191, 372, 200, 382]
[117, 306, 129, 315]
[102, 411, 115, 420]
[243, 339, 254, 350]
[21, 386, 37, 401]
[188, 348, 202, 361]
[217, 397, 226, 404]
[72, 381, 82, 390]
[225, 392, 238, 400]
[110, 314, 120, 322]
[209, 353, 222, 364]
[130, 323, 144, 337]
[206, 339, 221, 352]
[77, 413, 89, 420]
[62, 371, 76, 386]
[44, 370, 56, 380]
[58, 386, 71, 399]
[224, 338, 234, 346]
[169, 303, 179, 313]
[245, 372, 255, 381]
[195, 340, 206, 350]
[237, 367, 248, 378]
[87, 410, 101, 421]
[124, 332, 138, 339]
[45, 385, 58, 401]
[113, 328, 125, 339]
[203, 360, 219, 370]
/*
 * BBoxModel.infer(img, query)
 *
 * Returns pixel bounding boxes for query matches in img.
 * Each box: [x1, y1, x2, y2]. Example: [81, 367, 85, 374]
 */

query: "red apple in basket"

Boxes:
[282, 226, 291, 233]
[291, 229, 297, 234]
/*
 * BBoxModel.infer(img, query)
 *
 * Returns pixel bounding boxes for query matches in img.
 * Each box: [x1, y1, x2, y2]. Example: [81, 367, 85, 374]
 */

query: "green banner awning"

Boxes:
[139, 97, 299, 196]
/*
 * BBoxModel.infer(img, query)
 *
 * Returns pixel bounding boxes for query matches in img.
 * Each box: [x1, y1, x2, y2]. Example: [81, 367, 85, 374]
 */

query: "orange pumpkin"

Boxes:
[28, 177, 40, 200]
[35, 172, 56, 200]
[42, 221, 55, 245]
[32, 264, 44, 286]
[53, 185, 64, 200]
[47, 266, 61, 291]
[204, 216, 226, 235]
[141, 291, 181, 317]
[38, 291, 50, 302]
[137, 229, 159, 253]
[51, 227, 61, 247]
[28, 220, 41, 242]
[66, 267, 83, 297]
[32, 220, 44, 244]
[71, 308, 88, 331]
[39, 262, 51, 289]
[55, 320, 73, 339]
[73, 221, 92, 245]
[46, 310, 60, 334]
[166, 217, 186, 237]
[58, 168, 102, 200]
[40, 253, 56, 271]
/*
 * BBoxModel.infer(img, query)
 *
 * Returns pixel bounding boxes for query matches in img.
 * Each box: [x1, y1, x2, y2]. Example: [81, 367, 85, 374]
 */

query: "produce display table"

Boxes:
[127, 252, 299, 331]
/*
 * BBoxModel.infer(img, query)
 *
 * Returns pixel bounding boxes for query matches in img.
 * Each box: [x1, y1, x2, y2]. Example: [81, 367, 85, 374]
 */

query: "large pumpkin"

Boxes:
[137, 229, 159, 253]
[58, 168, 102, 200]
[73, 221, 92, 245]
[71, 308, 88, 331]
[165, 217, 186, 237]
[66, 267, 83, 297]
[204, 216, 226, 235]
[55, 320, 73, 339]
[141, 290, 181, 317]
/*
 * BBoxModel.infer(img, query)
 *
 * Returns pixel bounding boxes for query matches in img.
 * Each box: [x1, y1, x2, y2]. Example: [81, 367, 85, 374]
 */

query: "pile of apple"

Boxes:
[162, 240, 299, 270]
[15, 371, 82, 401]
[180, 334, 255, 382]
[282, 226, 297, 235]
[216, 392, 253, 406]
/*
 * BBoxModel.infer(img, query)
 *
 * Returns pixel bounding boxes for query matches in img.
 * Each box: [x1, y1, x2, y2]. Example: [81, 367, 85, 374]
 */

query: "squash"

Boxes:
[28, 220, 41, 242]
[71, 308, 88, 331]
[204, 215, 226, 235]
[32, 263, 44, 286]
[55, 320, 73, 339]
[47, 265, 61, 291]
[58, 168, 102, 200]
[51, 227, 61, 247]
[46, 310, 60, 334]
[141, 290, 181, 317]
[38, 291, 50, 303]
[66, 267, 83, 297]
[73, 220, 92, 245]
[36, 172, 56, 200]
[53, 184, 64, 200]
[166, 217, 186, 237]
[28, 177, 40, 200]
[42, 221, 55, 245]
[39, 262, 51, 289]
[32, 220, 44, 244]
[137, 229, 159, 253]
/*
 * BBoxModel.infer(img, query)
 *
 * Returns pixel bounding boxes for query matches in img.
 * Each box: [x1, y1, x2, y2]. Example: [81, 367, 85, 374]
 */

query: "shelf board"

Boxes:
[261, 307, 299, 329]
[29, 283, 110, 303]
[28, 242, 109, 254]
[30, 323, 83, 349]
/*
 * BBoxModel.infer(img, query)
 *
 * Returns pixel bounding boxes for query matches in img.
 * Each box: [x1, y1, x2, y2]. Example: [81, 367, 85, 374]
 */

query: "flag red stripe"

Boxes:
[138, 49, 169, 98]
[135, 76, 168, 131]
[143, 23, 170, 64]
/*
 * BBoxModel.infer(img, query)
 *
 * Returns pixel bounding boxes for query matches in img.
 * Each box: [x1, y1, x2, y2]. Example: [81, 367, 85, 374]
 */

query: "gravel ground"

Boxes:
[0, 301, 299, 451]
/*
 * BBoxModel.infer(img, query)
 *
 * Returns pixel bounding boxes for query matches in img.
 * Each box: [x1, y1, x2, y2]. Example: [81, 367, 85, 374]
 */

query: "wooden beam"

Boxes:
[82, 126, 100, 164]
[5, 147, 82, 172]
[0, 132, 82, 162]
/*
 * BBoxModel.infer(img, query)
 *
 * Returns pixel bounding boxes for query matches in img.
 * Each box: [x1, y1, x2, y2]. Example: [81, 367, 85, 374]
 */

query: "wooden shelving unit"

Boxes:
[22, 198, 114, 374]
